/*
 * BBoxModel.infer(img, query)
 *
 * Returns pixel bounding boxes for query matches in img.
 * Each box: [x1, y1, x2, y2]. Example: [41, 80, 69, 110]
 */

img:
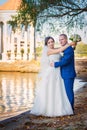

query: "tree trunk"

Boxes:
[34, 27, 36, 60]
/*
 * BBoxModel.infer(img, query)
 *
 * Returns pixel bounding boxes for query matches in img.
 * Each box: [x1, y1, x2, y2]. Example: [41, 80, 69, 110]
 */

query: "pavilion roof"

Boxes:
[0, 0, 21, 10]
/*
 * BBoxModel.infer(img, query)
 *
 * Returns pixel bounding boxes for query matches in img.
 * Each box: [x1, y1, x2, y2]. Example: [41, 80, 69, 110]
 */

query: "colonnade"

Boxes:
[0, 21, 34, 61]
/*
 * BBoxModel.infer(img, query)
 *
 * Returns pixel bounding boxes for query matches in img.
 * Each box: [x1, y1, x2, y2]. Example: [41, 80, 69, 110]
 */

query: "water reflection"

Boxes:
[0, 72, 37, 121]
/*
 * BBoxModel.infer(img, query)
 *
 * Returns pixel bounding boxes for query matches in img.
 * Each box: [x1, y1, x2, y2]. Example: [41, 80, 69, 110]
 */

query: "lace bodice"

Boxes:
[48, 54, 61, 63]
[40, 53, 61, 72]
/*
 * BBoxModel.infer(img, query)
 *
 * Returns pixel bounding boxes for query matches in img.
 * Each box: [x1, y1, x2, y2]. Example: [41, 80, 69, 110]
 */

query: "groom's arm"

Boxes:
[54, 47, 74, 68]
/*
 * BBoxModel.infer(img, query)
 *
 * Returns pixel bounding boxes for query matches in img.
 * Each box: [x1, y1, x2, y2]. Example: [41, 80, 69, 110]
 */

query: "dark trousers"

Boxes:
[63, 78, 75, 110]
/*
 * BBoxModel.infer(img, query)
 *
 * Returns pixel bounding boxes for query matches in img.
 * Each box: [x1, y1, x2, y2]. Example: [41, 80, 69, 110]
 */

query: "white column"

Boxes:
[17, 31, 21, 59]
[10, 31, 15, 60]
[23, 30, 28, 60]
[3, 22, 7, 52]
[7, 24, 11, 50]
[0, 22, 4, 60]
[2, 22, 8, 60]
[29, 25, 34, 60]
[7, 35, 11, 51]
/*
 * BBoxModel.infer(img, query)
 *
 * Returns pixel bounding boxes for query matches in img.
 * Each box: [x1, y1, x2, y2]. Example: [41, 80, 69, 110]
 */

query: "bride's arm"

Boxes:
[47, 42, 76, 55]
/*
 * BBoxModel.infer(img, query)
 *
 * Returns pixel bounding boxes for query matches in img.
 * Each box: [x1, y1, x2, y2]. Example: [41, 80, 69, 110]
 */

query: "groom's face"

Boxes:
[59, 36, 67, 46]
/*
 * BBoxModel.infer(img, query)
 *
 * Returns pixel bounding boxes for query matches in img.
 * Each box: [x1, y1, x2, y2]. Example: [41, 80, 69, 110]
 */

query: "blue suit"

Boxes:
[54, 46, 76, 110]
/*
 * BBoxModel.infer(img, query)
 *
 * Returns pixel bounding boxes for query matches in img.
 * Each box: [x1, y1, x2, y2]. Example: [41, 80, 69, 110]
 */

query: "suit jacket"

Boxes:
[54, 46, 76, 79]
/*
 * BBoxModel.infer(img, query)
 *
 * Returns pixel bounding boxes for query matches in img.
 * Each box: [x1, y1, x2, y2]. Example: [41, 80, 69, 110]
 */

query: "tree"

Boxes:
[23, 0, 87, 27]
[14, 0, 41, 60]
[47, 0, 87, 29]
[17, 0, 87, 38]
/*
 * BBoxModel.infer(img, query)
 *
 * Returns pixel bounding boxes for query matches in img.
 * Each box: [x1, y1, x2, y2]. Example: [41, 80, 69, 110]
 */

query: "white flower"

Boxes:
[60, 52, 64, 56]
[69, 34, 81, 42]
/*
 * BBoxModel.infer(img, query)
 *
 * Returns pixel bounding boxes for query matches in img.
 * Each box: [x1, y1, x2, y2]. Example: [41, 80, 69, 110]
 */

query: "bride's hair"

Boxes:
[45, 36, 55, 46]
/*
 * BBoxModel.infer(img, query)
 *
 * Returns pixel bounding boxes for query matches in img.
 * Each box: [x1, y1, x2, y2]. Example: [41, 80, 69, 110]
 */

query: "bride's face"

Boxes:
[47, 38, 54, 49]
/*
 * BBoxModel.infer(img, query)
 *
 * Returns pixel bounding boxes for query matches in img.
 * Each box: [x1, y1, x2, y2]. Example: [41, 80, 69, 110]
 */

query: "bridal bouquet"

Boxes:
[69, 34, 81, 49]
[69, 34, 81, 42]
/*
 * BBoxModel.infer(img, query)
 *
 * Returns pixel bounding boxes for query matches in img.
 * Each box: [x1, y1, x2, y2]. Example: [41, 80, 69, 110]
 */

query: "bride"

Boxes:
[30, 36, 75, 117]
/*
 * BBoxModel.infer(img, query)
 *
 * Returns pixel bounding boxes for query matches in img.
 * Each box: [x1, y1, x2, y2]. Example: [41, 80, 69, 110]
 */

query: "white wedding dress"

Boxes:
[30, 53, 73, 117]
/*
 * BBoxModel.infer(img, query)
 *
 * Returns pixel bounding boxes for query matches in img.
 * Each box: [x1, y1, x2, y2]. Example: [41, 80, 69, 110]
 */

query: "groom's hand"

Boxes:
[50, 62, 54, 67]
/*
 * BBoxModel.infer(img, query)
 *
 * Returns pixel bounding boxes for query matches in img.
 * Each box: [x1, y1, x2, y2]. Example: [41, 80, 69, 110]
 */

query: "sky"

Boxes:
[0, 0, 8, 5]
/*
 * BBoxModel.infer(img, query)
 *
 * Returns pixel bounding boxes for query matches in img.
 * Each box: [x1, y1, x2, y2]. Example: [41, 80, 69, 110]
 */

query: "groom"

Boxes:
[50, 34, 76, 110]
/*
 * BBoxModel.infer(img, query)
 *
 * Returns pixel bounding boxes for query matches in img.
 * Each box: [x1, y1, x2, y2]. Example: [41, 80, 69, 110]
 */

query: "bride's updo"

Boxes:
[45, 36, 55, 46]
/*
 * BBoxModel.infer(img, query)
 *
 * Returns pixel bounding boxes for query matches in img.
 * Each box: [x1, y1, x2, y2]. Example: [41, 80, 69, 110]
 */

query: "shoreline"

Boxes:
[0, 58, 87, 73]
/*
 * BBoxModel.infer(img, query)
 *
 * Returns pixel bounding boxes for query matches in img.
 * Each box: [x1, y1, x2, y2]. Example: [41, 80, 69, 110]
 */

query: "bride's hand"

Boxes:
[50, 62, 54, 67]
[69, 42, 77, 47]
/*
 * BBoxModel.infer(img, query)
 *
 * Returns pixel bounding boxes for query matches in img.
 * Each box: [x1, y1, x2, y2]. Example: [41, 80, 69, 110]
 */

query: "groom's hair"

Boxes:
[60, 34, 67, 39]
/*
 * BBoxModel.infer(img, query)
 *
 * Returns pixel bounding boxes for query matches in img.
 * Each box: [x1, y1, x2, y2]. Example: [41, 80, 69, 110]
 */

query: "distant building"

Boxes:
[0, 0, 34, 60]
